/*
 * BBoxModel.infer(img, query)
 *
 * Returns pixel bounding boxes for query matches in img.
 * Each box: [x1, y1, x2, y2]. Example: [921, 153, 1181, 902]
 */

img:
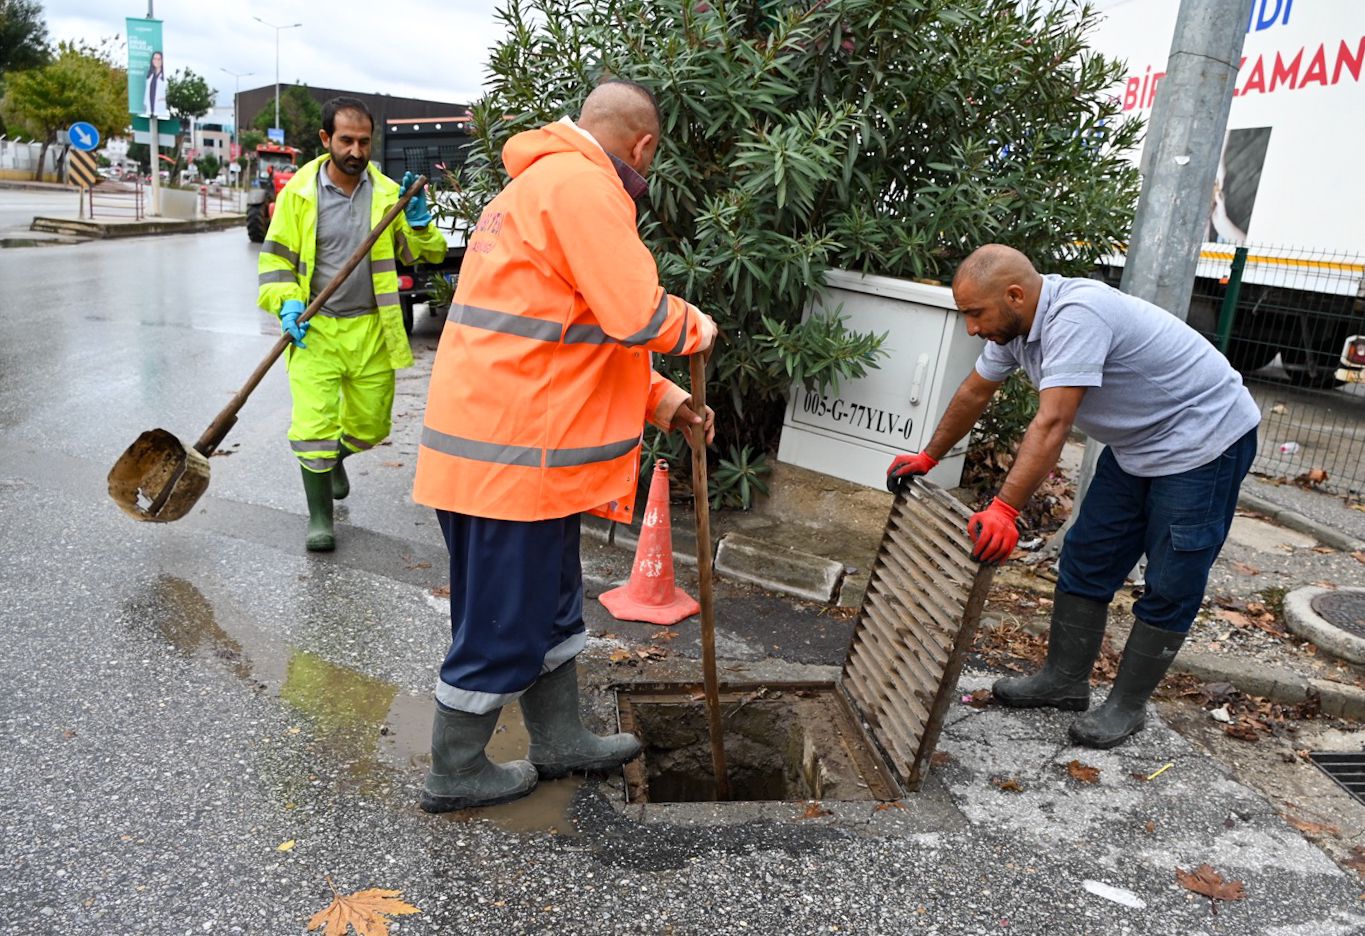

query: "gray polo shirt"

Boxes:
[975, 274, 1261, 477]
[312, 163, 376, 317]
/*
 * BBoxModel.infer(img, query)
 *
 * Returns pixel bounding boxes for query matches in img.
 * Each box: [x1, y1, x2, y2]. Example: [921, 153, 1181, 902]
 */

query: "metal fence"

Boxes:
[1187, 244, 1365, 495]
[88, 180, 145, 220]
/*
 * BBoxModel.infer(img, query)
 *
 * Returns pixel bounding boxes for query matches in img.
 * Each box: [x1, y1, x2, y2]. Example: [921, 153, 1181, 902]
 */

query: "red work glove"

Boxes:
[968, 497, 1020, 564]
[886, 452, 939, 493]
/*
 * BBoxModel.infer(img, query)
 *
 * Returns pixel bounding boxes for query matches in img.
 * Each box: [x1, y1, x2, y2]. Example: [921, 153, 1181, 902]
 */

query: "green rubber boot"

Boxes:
[1069, 618, 1187, 749]
[419, 705, 538, 813]
[992, 591, 1108, 711]
[300, 466, 335, 553]
[331, 451, 350, 501]
[520, 660, 642, 779]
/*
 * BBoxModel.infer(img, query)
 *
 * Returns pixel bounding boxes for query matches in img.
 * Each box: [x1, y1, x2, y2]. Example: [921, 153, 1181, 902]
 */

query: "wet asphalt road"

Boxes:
[2, 227, 1364, 935]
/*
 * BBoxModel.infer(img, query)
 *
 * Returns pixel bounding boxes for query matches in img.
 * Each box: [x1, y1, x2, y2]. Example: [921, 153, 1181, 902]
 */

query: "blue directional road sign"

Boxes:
[68, 121, 100, 152]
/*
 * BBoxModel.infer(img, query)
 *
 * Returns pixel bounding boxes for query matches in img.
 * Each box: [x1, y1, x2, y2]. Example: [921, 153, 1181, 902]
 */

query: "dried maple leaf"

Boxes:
[307, 879, 419, 936]
[965, 688, 993, 709]
[1065, 759, 1100, 784]
[1176, 864, 1246, 905]
[930, 751, 954, 767]
[1223, 722, 1260, 742]
[1287, 816, 1340, 840]
[608, 649, 635, 665]
[800, 801, 832, 819]
[651, 630, 681, 641]
[1353, 551, 1365, 566]
[430, 585, 450, 598]
[1230, 561, 1260, 576]
[635, 646, 669, 661]
[992, 777, 1024, 793]
[873, 801, 906, 813]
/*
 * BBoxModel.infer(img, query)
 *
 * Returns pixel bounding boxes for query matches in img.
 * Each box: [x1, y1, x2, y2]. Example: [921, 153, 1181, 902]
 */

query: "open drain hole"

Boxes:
[617, 684, 898, 804]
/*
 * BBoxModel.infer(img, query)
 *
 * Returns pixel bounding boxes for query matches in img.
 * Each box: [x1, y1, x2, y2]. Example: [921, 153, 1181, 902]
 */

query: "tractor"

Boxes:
[244, 143, 302, 243]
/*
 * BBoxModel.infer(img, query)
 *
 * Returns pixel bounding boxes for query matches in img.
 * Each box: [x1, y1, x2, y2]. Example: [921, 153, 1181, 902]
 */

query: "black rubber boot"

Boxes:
[331, 451, 350, 501]
[300, 466, 335, 553]
[1069, 618, 1187, 749]
[520, 660, 642, 779]
[419, 705, 538, 813]
[992, 591, 1108, 711]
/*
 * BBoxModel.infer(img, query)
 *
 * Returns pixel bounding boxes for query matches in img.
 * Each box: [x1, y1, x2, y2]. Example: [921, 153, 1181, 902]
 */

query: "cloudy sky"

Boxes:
[44, 0, 507, 111]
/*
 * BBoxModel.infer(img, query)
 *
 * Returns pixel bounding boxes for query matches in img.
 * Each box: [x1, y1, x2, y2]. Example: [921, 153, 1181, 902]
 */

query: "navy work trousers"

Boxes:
[434, 510, 585, 714]
[1057, 428, 1258, 633]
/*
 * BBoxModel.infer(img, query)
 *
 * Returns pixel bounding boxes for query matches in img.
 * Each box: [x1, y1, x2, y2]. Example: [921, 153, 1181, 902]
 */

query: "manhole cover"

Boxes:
[1310, 591, 1365, 639]
[1309, 752, 1365, 806]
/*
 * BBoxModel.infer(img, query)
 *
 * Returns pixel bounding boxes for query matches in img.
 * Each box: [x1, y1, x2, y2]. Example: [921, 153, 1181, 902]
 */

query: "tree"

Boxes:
[238, 127, 265, 184]
[251, 84, 323, 161]
[0, 0, 50, 74]
[194, 152, 220, 181]
[0, 40, 126, 180]
[462, 0, 1144, 475]
[166, 67, 214, 180]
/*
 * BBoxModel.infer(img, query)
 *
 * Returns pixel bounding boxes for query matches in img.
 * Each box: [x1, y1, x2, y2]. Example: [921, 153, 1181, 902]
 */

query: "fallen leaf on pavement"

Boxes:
[651, 630, 681, 641]
[1066, 760, 1100, 784]
[307, 878, 419, 936]
[964, 689, 993, 709]
[1287, 816, 1340, 840]
[1223, 722, 1260, 742]
[430, 585, 450, 598]
[873, 801, 906, 813]
[992, 777, 1024, 793]
[1230, 561, 1260, 576]
[1353, 552, 1365, 565]
[381, 461, 404, 468]
[800, 801, 832, 819]
[1175, 864, 1246, 906]
[930, 751, 954, 766]
[608, 649, 635, 665]
[1311, 546, 1336, 554]
[1144, 820, 1156, 834]
[276, 840, 295, 852]
[1344, 846, 1365, 879]
[635, 646, 669, 661]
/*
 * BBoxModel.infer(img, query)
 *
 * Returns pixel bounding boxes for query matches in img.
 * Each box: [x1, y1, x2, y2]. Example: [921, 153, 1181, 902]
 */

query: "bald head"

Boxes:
[579, 79, 661, 176]
[951, 245, 1044, 345]
[952, 244, 1040, 294]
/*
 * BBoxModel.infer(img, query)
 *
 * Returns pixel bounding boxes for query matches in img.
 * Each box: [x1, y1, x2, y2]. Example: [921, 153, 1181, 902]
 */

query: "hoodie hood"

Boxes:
[502, 120, 614, 180]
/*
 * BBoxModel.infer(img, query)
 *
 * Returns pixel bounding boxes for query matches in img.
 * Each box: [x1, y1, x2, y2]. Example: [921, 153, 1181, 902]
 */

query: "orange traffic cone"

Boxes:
[599, 459, 700, 626]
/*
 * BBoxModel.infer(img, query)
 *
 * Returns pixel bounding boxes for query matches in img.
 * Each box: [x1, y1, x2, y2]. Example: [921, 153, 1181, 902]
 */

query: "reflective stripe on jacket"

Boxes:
[256, 155, 447, 370]
[412, 121, 705, 523]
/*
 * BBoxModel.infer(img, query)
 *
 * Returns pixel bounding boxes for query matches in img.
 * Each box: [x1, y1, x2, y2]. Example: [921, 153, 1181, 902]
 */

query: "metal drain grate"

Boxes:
[1309, 751, 1365, 805]
[1310, 591, 1365, 639]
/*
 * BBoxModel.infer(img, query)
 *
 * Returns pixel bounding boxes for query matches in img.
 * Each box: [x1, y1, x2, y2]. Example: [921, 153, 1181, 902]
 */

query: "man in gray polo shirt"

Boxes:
[887, 244, 1260, 749]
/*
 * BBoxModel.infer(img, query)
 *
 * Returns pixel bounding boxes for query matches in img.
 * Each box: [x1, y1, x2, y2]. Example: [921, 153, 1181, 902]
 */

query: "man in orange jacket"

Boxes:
[412, 80, 718, 811]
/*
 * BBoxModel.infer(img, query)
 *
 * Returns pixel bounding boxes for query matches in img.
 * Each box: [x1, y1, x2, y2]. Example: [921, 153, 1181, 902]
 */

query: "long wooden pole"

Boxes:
[689, 353, 731, 800]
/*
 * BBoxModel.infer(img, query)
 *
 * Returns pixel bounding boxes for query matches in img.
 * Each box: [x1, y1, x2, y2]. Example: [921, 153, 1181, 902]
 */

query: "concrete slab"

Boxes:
[1228, 514, 1318, 552]
[714, 532, 846, 603]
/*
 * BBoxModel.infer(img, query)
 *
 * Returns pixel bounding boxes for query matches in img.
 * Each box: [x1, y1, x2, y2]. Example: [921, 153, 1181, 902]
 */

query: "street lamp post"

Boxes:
[220, 68, 253, 188]
[252, 17, 302, 136]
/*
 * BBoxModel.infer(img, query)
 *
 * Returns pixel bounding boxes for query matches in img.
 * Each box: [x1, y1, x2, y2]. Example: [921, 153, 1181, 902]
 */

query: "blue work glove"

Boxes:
[280, 299, 308, 349]
[400, 171, 431, 228]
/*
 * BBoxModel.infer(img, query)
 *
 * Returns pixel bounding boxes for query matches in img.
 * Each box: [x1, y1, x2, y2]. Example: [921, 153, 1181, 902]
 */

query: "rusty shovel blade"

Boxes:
[107, 428, 212, 522]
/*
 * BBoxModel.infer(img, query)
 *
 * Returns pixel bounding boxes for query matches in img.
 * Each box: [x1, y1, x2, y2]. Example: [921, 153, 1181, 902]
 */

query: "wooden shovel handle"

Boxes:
[192, 174, 429, 456]
[689, 353, 731, 800]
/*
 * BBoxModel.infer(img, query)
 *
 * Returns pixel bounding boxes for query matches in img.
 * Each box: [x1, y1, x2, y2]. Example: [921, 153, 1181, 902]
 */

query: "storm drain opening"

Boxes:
[615, 683, 900, 804]
[1309, 751, 1365, 805]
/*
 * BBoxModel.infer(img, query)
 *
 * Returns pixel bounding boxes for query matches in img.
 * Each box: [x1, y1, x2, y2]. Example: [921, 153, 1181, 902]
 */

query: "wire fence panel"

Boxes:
[1188, 244, 1365, 496]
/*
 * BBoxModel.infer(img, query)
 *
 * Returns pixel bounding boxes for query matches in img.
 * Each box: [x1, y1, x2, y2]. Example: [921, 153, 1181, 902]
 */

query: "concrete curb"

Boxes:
[30, 214, 245, 239]
[1283, 586, 1365, 666]
[1014, 614, 1365, 721]
[1238, 491, 1365, 553]
[581, 515, 847, 605]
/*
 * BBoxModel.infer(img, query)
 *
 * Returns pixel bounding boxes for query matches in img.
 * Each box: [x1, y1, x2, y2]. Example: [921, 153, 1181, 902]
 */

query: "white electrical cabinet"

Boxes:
[777, 269, 983, 490]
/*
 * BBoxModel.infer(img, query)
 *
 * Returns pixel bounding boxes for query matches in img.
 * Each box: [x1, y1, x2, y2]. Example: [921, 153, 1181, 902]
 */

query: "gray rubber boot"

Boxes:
[520, 660, 642, 779]
[300, 466, 335, 553]
[1069, 618, 1187, 749]
[419, 705, 537, 813]
[992, 591, 1108, 711]
[331, 451, 350, 501]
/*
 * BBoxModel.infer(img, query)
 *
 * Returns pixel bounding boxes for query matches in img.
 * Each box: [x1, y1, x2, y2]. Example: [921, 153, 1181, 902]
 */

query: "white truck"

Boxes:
[1089, 0, 1365, 386]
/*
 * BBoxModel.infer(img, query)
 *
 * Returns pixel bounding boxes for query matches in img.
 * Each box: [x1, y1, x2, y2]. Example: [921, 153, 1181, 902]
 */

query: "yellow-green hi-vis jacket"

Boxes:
[255, 155, 447, 370]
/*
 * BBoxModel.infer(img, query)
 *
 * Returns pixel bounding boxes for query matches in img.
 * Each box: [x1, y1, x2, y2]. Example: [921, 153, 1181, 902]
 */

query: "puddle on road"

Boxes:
[125, 574, 583, 835]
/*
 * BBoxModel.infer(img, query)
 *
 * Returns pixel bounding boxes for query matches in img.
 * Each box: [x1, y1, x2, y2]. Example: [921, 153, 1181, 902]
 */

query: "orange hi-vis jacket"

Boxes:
[412, 120, 706, 523]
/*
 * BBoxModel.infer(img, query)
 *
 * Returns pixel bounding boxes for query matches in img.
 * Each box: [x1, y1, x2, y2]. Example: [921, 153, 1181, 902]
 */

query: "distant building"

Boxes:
[234, 84, 470, 146]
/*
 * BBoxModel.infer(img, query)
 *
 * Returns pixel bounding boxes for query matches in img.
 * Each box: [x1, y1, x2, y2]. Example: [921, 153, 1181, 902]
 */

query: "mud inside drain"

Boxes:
[615, 683, 899, 804]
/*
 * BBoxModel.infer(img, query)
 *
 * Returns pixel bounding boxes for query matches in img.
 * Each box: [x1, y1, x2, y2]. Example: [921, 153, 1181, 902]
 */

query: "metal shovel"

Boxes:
[107, 174, 428, 522]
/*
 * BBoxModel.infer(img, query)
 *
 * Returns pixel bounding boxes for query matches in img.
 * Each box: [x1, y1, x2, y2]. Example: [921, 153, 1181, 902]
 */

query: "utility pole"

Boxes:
[1061, 0, 1254, 540]
[147, 0, 159, 216]
[220, 68, 253, 188]
[253, 17, 303, 136]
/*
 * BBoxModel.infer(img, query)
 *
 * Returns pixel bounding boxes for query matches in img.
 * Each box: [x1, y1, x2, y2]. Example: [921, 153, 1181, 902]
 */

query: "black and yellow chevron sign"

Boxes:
[67, 149, 98, 189]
